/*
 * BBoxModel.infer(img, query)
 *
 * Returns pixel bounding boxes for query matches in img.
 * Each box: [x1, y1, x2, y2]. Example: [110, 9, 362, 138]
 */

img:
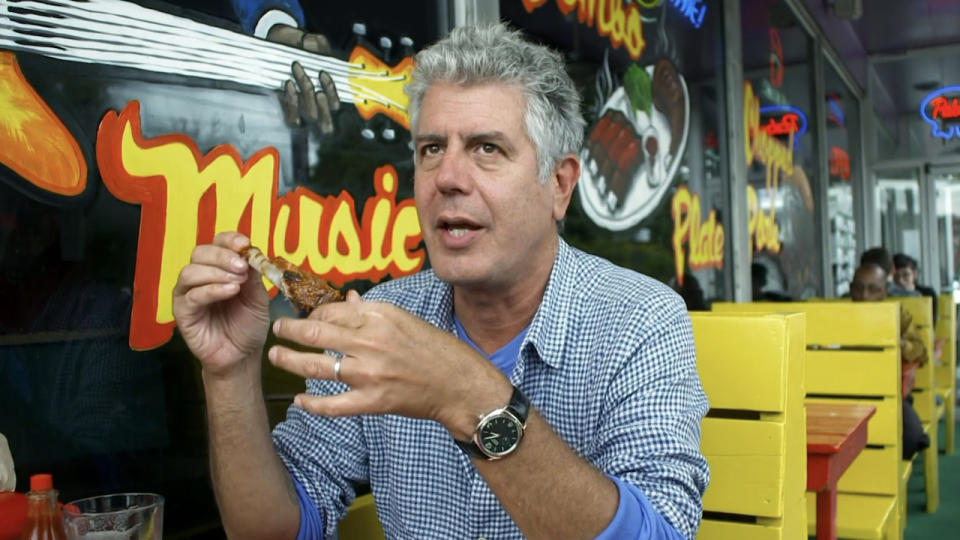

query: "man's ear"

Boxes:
[551, 154, 580, 221]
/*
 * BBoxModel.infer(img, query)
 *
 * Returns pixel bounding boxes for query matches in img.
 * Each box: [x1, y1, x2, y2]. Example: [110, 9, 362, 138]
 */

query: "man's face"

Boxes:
[850, 265, 888, 302]
[893, 265, 916, 290]
[413, 83, 573, 290]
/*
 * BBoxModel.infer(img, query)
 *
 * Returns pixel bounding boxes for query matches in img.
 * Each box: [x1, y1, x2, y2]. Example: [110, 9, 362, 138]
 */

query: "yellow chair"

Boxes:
[934, 293, 956, 455]
[338, 493, 387, 540]
[892, 296, 939, 514]
[714, 302, 903, 539]
[692, 312, 807, 540]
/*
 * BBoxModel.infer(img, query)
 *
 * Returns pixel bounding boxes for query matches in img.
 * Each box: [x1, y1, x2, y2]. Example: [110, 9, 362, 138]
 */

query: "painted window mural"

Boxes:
[741, 0, 822, 300]
[501, 0, 729, 309]
[0, 0, 441, 534]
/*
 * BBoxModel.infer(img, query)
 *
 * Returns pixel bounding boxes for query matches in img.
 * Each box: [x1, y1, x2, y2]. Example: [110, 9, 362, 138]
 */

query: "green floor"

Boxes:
[904, 417, 960, 539]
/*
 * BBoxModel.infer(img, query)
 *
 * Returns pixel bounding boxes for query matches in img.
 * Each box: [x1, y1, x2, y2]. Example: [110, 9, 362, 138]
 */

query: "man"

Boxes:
[893, 253, 938, 324]
[860, 247, 919, 297]
[172, 24, 708, 539]
[849, 262, 929, 459]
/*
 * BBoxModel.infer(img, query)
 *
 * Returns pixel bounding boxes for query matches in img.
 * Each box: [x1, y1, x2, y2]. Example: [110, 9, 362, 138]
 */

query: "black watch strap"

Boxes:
[506, 385, 530, 424]
[455, 386, 530, 460]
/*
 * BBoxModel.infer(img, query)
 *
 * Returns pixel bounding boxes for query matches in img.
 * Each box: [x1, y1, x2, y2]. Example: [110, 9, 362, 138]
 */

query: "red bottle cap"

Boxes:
[29, 474, 53, 492]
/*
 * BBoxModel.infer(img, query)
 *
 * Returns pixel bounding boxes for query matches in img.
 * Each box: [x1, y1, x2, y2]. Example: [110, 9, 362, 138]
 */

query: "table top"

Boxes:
[806, 403, 876, 454]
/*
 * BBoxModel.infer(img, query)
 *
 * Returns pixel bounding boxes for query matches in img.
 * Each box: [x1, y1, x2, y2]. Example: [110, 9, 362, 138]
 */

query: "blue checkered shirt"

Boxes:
[272, 238, 710, 539]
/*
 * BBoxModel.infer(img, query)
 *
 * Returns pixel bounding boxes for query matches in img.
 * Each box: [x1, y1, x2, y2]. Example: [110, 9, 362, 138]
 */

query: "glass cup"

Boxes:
[62, 493, 164, 540]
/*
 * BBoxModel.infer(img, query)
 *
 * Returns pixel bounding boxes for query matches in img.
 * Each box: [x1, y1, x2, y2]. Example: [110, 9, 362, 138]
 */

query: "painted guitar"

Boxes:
[0, 0, 413, 196]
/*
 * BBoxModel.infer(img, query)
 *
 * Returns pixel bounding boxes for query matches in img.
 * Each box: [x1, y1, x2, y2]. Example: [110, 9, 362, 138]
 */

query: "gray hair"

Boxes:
[406, 23, 585, 182]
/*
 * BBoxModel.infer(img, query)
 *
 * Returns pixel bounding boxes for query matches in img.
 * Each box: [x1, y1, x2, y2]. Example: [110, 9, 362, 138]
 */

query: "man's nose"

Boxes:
[434, 148, 472, 194]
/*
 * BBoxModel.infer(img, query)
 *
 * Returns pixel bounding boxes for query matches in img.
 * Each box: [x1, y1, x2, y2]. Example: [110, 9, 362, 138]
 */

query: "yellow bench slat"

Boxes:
[837, 446, 900, 495]
[805, 493, 895, 540]
[692, 314, 792, 412]
[805, 396, 898, 446]
[806, 349, 899, 397]
[713, 302, 899, 347]
[698, 520, 785, 540]
[701, 418, 783, 456]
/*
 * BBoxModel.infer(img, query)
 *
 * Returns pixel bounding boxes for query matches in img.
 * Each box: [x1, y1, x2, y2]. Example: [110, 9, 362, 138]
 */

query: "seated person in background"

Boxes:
[893, 253, 938, 325]
[751, 263, 791, 302]
[172, 23, 709, 540]
[850, 262, 929, 459]
[670, 274, 708, 311]
[860, 247, 919, 298]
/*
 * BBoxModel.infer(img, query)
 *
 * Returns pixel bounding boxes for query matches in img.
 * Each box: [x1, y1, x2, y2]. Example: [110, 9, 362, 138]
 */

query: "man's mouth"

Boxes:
[438, 217, 481, 239]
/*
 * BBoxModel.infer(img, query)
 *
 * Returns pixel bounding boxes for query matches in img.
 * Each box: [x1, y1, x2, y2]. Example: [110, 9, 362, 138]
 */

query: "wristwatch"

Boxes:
[455, 386, 530, 460]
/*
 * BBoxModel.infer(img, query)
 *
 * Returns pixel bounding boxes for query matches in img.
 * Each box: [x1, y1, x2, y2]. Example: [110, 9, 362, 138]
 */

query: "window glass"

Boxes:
[876, 169, 922, 264]
[824, 60, 861, 296]
[934, 171, 960, 293]
[741, 0, 822, 300]
[501, 0, 729, 309]
[0, 1, 442, 534]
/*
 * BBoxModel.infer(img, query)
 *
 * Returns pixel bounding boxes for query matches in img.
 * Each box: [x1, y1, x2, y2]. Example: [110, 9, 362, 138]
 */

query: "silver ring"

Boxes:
[333, 357, 342, 382]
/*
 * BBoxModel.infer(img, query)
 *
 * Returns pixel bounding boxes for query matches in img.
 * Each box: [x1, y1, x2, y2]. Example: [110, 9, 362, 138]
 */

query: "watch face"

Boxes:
[478, 413, 522, 457]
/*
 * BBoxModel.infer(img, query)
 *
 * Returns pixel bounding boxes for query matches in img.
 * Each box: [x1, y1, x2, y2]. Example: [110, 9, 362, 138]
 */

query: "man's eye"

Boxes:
[479, 142, 498, 154]
[421, 144, 441, 156]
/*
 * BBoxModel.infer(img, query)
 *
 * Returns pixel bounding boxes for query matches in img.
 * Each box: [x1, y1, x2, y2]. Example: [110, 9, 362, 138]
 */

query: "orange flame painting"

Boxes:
[0, 51, 87, 196]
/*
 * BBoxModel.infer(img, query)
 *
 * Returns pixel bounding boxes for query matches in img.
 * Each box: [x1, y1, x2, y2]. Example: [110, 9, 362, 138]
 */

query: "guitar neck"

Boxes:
[0, 0, 406, 111]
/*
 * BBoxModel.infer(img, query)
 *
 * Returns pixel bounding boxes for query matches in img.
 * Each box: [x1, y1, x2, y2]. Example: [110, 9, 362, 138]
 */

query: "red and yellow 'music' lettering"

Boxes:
[97, 101, 424, 350]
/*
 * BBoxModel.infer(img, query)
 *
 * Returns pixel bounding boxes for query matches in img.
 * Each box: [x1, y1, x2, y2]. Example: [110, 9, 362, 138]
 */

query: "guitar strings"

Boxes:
[2, 0, 408, 113]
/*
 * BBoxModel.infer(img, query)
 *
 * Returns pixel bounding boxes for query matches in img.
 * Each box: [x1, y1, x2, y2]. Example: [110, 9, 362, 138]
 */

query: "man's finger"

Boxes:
[268, 345, 340, 380]
[293, 390, 378, 418]
[273, 317, 354, 350]
[175, 263, 247, 295]
[306, 299, 367, 329]
[189, 242, 249, 274]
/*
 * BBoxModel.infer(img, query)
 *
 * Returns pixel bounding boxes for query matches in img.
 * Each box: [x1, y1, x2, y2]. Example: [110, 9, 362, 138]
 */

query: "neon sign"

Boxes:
[826, 93, 845, 127]
[829, 146, 850, 180]
[759, 105, 807, 148]
[921, 86, 960, 139]
[669, 0, 707, 28]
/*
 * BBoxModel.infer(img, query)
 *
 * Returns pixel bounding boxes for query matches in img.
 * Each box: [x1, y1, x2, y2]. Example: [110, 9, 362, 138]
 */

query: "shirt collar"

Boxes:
[431, 236, 574, 370]
[521, 237, 576, 369]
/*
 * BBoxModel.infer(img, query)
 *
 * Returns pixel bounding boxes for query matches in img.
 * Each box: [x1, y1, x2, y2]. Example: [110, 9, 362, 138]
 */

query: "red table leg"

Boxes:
[816, 488, 838, 540]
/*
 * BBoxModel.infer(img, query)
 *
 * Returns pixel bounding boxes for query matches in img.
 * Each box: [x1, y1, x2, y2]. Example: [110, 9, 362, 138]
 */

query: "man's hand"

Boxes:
[172, 232, 271, 378]
[267, 24, 341, 134]
[268, 295, 512, 439]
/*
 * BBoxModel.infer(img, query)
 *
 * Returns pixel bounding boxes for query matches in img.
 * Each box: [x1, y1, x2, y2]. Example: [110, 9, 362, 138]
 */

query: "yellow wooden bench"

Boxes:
[713, 302, 903, 539]
[891, 296, 938, 514]
[692, 312, 807, 540]
[934, 293, 956, 455]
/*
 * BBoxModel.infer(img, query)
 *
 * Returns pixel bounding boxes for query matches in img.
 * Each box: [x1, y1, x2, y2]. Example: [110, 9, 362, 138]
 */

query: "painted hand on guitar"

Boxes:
[267, 24, 341, 134]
